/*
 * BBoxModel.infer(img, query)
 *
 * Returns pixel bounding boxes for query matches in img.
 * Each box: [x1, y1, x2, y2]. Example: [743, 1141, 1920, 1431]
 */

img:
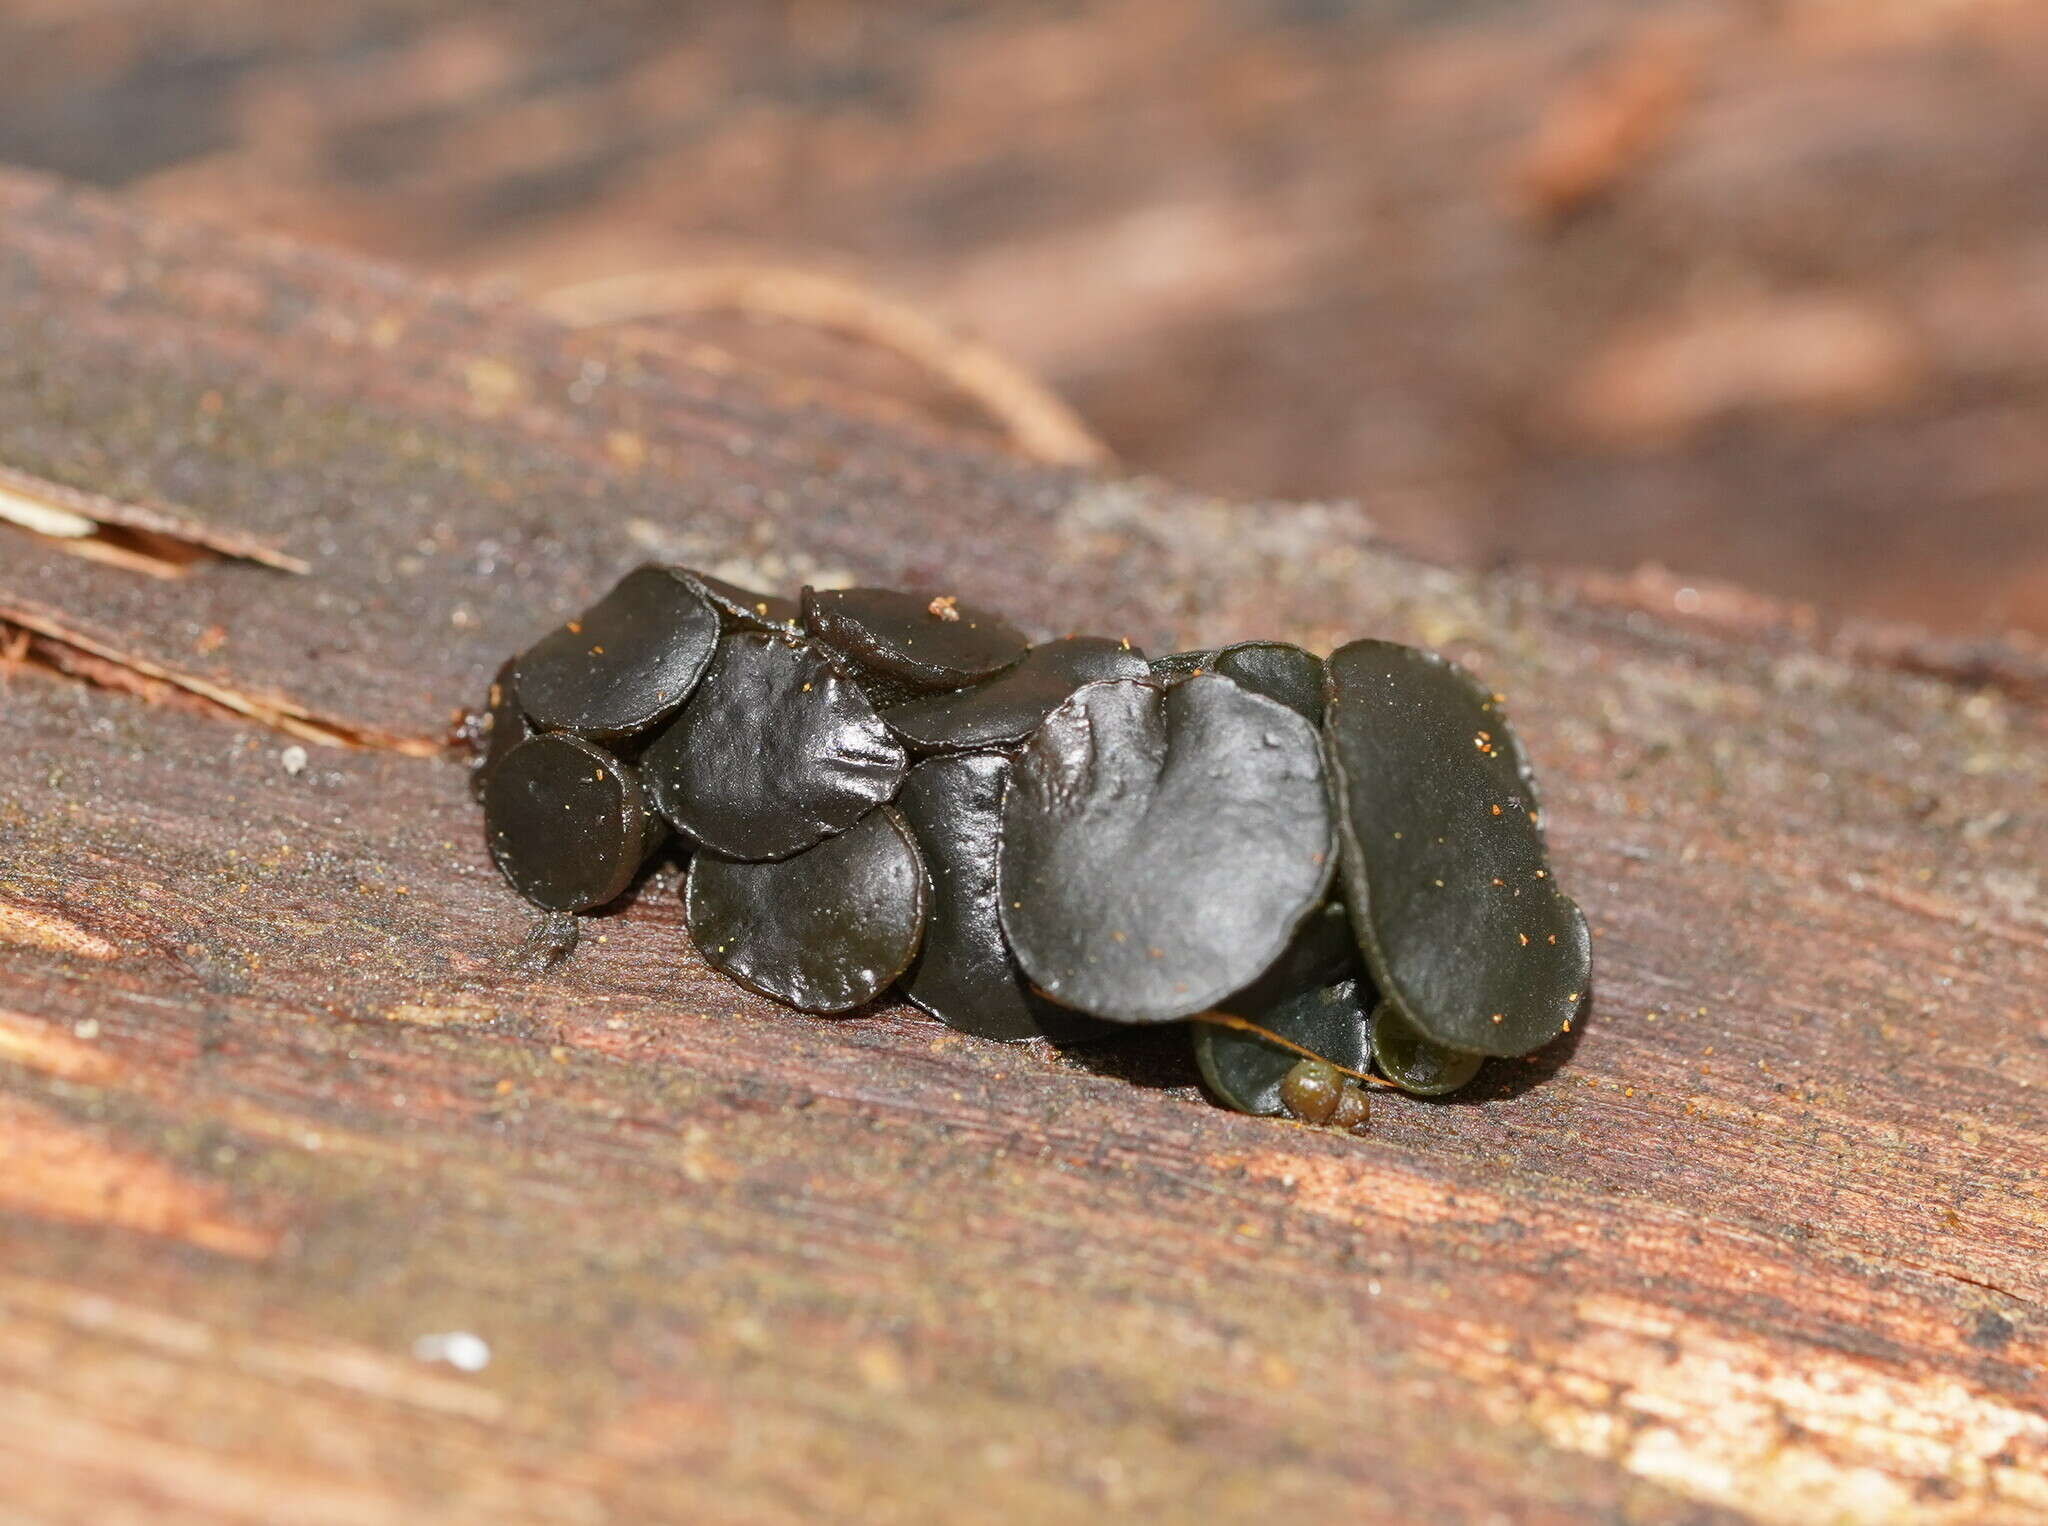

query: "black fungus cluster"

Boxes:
[470, 565, 1592, 1129]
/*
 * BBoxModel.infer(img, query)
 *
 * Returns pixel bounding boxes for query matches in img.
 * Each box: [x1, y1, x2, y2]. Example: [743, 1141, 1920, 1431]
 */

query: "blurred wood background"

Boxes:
[2, 0, 2048, 639]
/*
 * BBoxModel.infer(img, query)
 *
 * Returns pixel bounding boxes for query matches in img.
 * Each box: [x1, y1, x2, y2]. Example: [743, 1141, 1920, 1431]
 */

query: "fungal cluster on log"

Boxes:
[469, 565, 1592, 1130]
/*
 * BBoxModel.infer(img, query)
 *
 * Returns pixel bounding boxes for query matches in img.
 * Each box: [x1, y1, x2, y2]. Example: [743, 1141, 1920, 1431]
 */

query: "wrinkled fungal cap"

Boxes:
[882, 636, 1150, 753]
[641, 631, 907, 861]
[998, 674, 1335, 1024]
[896, 752, 1107, 1041]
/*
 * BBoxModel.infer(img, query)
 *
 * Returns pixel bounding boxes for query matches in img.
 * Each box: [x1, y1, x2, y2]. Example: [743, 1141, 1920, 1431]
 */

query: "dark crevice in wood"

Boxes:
[2, 520, 220, 581]
[0, 613, 443, 757]
[1898, 1262, 2032, 1309]
[0, 464, 311, 575]
[2, 617, 234, 725]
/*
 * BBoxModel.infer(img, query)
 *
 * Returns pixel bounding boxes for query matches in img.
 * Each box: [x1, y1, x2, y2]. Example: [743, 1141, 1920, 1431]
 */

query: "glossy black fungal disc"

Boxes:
[1371, 1001, 1484, 1096]
[641, 632, 908, 860]
[802, 585, 1029, 691]
[1222, 898, 1365, 1015]
[484, 734, 658, 912]
[684, 806, 928, 1014]
[881, 637, 1150, 753]
[512, 564, 721, 740]
[1323, 639, 1590, 1057]
[673, 567, 799, 631]
[895, 753, 1104, 1041]
[469, 658, 537, 800]
[1213, 641, 1326, 725]
[998, 675, 1335, 1024]
[1195, 978, 1372, 1116]
[1149, 650, 1217, 683]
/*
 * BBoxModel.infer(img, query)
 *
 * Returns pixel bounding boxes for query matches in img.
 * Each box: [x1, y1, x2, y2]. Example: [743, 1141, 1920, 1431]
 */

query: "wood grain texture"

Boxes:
[0, 172, 2044, 1525]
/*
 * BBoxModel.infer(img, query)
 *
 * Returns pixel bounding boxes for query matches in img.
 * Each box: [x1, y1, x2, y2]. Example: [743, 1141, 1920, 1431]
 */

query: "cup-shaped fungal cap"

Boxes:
[895, 752, 1108, 1042]
[1196, 977, 1372, 1117]
[511, 564, 722, 740]
[641, 632, 907, 861]
[1278, 1060, 1347, 1124]
[1371, 1001, 1485, 1096]
[669, 567, 800, 632]
[684, 806, 928, 1014]
[1323, 639, 1590, 1058]
[1148, 650, 1217, 683]
[1212, 641, 1326, 725]
[1220, 898, 1367, 1016]
[484, 734, 657, 912]
[881, 636, 1149, 753]
[468, 657, 537, 800]
[803, 585, 1029, 691]
[998, 674, 1335, 1024]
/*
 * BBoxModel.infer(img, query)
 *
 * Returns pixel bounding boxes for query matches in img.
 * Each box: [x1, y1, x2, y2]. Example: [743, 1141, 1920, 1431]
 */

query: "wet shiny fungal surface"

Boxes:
[1221, 898, 1365, 1016]
[684, 806, 929, 1014]
[1148, 650, 1216, 683]
[1195, 977, 1372, 1116]
[468, 658, 536, 800]
[475, 568, 1594, 1131]
[484, 733, 657, 911]
[511, 564, 722, 739]
[895, 753, 1103, 1041]
[1323, 639, 1591, 1057]
[998, 675, 1335, 1023]
[881, 636, 1150, 753]
[640, 631, 908, 860]
[1372, 1000, 1485, 1096]
[674, 567, 800, 632]
[1213, 641, 1326, 725]
[803, 585, 1029, 690]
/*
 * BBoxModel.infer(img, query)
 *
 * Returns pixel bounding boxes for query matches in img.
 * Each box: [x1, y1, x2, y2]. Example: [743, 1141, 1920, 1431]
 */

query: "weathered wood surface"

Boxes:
[0, 172, 2044, 1525]
[6, 0, 2048, 639]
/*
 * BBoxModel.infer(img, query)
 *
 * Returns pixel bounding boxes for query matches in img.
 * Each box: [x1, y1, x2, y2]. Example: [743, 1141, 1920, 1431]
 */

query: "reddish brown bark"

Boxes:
[0, 174, 2043, 1524]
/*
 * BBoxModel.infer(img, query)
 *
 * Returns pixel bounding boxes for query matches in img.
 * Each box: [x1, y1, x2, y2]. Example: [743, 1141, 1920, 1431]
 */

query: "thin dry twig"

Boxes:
[539, 264, 1111, 468]
[0, 463, 310, 573]
[1189, 1009, 1397, 1089]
